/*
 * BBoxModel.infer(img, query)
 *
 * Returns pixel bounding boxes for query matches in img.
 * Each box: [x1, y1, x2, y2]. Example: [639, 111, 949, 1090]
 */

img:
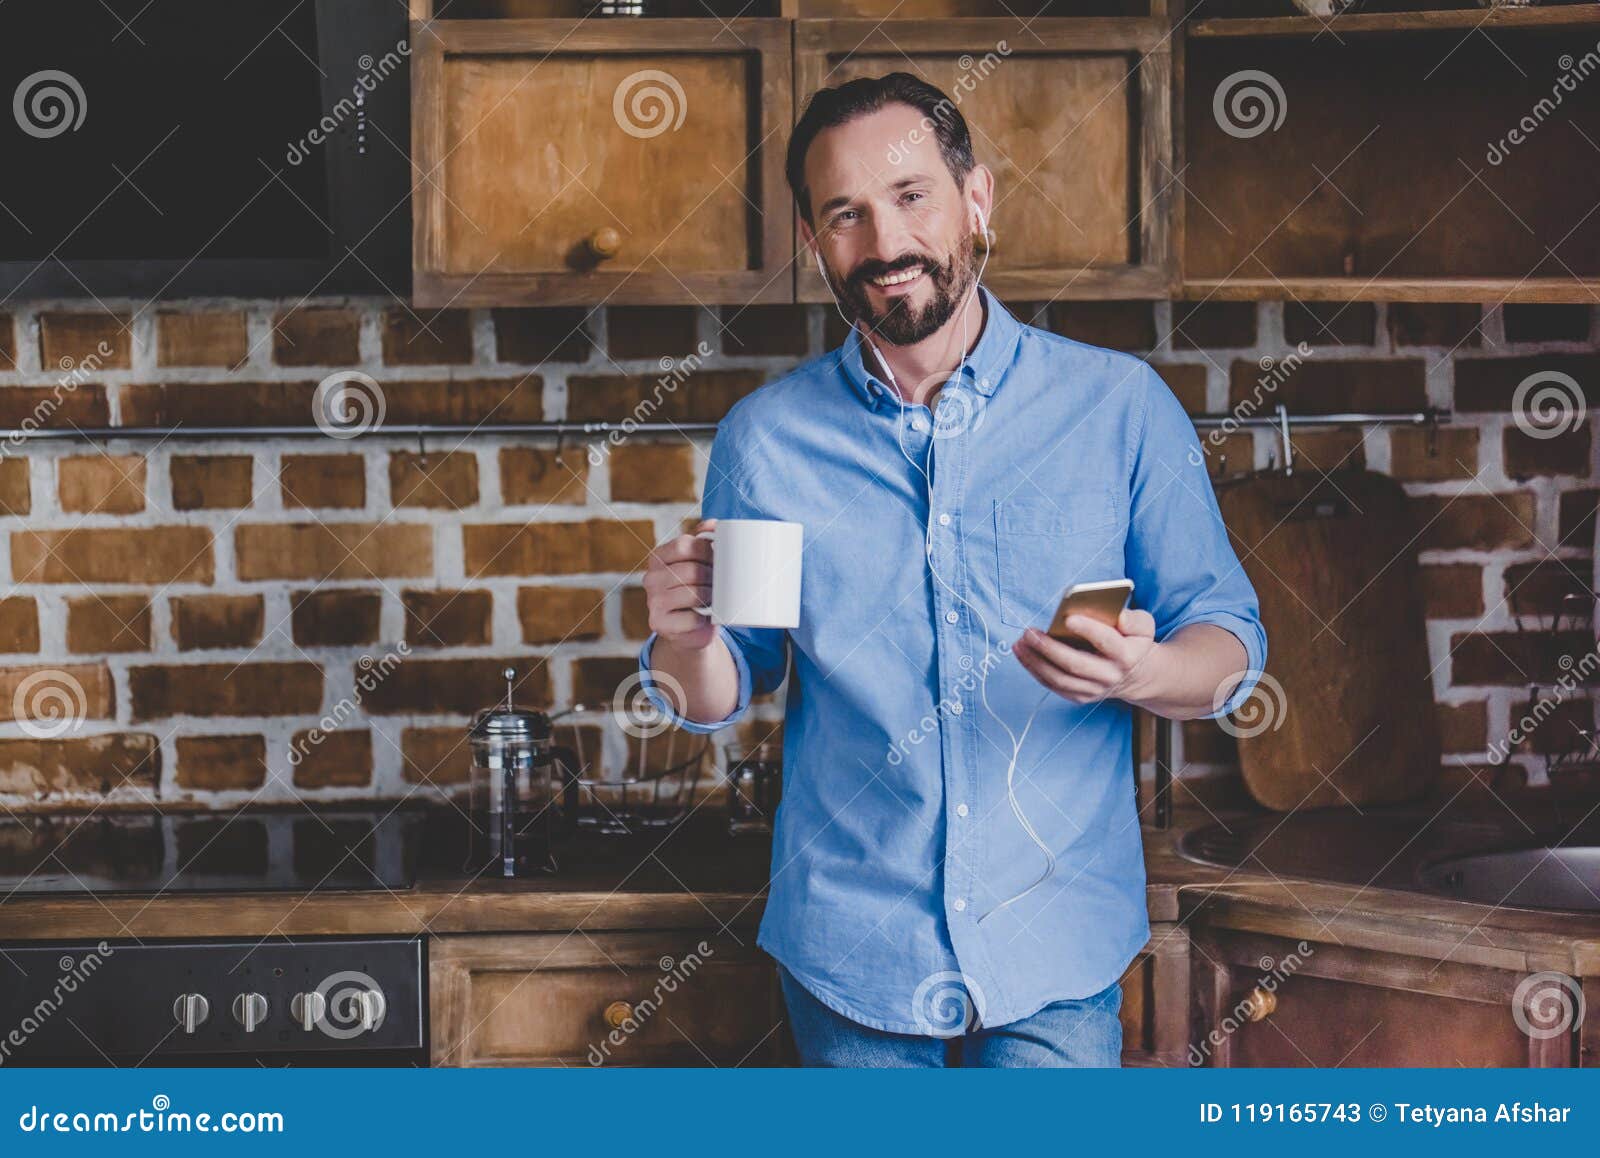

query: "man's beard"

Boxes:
[836, 235, 980, 347]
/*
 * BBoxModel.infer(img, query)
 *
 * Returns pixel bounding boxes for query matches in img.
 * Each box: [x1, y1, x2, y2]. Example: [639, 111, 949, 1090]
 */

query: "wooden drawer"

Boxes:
[1193, 929, 1582, 1068]
[795, 18, 1175, 302]
[412, 19, 794, 306]
[430, 931, 787, 1066]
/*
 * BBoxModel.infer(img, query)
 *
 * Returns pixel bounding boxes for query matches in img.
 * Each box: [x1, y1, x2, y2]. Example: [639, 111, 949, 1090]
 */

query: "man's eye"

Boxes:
[903, 191, 925, 203]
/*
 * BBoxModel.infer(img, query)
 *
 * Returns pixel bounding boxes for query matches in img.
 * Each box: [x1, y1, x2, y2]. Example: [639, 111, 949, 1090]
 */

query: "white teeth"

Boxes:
[872, 267, 924, 287]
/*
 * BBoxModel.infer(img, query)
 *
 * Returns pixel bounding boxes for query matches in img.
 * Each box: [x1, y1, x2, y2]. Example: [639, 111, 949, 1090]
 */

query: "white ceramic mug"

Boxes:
[696, 519, 803, 629]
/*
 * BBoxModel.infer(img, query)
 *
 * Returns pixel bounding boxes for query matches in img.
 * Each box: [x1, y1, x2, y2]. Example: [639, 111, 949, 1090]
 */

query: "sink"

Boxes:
[1176, 807, 1600, 912]
[1420, 847, 1600, 912]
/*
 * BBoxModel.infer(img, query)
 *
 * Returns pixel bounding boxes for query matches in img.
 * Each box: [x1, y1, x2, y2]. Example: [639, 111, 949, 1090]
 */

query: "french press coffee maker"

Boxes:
[467, 668, 582, 877]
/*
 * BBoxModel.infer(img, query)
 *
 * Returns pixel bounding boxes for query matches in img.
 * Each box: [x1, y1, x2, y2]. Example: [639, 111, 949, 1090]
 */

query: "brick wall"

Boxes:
[0, 297, 1593, 810]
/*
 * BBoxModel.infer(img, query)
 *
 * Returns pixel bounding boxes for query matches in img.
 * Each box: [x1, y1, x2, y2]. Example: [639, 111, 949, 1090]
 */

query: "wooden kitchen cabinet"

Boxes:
[1191, 927, 1584, 1068]
[794, 17, 1176, 302]
[411, 19, 795, 307]
[1118, 922, 1193, 1067]
[430, 930, 789, 1066]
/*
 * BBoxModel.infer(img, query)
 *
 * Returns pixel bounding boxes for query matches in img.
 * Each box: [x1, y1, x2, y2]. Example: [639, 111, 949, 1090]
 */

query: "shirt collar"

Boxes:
[838, 285, 1021, 410]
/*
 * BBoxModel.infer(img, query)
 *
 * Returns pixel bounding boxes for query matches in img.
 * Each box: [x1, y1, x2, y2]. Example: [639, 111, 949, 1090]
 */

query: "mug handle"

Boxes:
[693, 528, 715, 619]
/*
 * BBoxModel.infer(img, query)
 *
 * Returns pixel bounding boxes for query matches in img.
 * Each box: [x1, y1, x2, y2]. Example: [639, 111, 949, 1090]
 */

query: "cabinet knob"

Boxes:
[603, 1000, 634, 1029]
[587, 227, 622, 260]
[1241, 986, 1277, 1022]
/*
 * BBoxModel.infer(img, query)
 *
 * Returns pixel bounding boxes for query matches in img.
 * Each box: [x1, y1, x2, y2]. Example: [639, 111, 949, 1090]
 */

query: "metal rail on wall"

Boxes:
[0, 405, 1448, 444]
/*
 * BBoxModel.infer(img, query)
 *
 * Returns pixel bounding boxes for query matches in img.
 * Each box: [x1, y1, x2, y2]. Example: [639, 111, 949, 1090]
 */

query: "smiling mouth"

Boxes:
[869, 265, 927, 289]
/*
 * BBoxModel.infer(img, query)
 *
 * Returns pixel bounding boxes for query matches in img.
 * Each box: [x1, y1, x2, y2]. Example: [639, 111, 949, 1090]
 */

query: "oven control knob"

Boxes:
[172, 993, 210, 1034]
[231, 992, 269, 1033]
[354, 988, 386, 1033]
[290, 991, 326, 1032]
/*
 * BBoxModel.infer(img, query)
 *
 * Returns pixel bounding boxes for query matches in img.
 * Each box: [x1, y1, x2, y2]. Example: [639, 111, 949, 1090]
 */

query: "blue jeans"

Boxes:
[779, 967, 1123, 1068]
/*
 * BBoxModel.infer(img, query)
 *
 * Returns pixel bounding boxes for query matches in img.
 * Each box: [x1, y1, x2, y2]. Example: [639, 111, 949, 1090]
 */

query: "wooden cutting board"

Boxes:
[1215, 469, 1440, 811]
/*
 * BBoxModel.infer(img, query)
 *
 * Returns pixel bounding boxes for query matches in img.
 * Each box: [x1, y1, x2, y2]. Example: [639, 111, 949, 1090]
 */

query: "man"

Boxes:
[637, 73, 1266, 1067]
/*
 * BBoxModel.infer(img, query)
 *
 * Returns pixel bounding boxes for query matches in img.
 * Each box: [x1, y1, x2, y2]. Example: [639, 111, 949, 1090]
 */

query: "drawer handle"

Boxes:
[587, 227, 622, 261]
[603, 1000, 635, 1029]
[1241, 986, 1277, 1022]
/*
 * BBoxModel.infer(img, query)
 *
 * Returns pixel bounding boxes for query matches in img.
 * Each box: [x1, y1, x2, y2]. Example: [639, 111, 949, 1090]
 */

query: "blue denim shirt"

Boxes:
[638, 290, 1265, 1034]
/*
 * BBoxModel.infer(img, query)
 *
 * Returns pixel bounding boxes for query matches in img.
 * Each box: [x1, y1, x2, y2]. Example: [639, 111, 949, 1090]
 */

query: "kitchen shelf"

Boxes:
[1182, 27, 1600, 298]
[1187, 4, 1600, 38]
[1181, 278, 1600, 303]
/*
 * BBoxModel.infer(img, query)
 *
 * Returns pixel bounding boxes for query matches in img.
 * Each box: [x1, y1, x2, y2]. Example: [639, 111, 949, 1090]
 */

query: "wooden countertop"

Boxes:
[5, 799, 1600, 976]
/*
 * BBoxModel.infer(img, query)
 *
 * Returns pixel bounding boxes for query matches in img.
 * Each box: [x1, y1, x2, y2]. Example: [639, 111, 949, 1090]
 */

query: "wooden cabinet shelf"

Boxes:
[407, 4, 1597, 305]
[411, 19, 794, 307]
[1188, 4, 1600, 38]
[1182, 26, 1600, 298]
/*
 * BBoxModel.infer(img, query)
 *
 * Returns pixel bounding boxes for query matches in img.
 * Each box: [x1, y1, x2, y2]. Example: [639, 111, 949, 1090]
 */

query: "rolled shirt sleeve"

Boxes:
[635, 419, 790, 733]
[1124, 365, 1268, 720]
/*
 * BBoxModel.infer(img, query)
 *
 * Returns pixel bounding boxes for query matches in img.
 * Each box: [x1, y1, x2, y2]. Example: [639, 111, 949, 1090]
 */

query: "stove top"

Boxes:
[0, 807, 429, 896]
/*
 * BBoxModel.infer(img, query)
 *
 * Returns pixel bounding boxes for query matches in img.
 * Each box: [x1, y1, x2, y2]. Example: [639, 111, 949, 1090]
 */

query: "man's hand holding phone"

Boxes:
[1014, 580, 1164, 706]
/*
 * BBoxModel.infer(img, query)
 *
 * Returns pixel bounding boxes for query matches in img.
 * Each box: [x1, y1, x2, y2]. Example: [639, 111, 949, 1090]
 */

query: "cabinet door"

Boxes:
[794, 18, 1175, 302]
[1193, 929, 1580, 1068]
[430, 931, 788, 1066]
[413, 20, 794, 306]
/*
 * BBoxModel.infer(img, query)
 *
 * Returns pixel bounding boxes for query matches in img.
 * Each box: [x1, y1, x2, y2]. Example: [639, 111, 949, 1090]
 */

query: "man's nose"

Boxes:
[863, 213, 915, 265]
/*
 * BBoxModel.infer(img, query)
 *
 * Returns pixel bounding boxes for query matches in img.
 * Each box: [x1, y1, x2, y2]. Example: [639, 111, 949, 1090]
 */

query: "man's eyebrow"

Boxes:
[815, 173, 937, 219]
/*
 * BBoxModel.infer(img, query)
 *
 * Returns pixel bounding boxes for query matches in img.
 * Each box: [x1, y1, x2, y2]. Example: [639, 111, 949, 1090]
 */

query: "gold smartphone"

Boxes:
[1047, 579, 1135, 650]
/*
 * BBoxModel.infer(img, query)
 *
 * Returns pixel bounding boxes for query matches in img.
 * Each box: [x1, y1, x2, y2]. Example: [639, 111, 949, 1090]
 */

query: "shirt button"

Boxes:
[956, 803, 969, 818]
[949, 701, 963, 716]
[937, 513, 951, 526]
[912, 417, 929, 433]
[944, 610, 959, 624]
[953, 898, 967, 913]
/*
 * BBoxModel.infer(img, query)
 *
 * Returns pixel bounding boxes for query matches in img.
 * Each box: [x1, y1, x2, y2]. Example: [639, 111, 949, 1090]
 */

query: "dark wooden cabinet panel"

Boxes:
[1182, 24, 1600, 302]
[1193, 928, 1582, 1069]
[412, 20, 795, 306]
[431, 931, 788, 1066]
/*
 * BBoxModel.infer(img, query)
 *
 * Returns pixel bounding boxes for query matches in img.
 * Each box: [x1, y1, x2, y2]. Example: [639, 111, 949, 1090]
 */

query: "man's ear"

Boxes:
[798, 215, 817, 253]
[965, 164, 996, 233]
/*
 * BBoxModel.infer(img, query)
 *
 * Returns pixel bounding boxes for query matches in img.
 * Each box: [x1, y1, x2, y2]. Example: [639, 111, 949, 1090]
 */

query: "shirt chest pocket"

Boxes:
[993, 492, 1125, 628]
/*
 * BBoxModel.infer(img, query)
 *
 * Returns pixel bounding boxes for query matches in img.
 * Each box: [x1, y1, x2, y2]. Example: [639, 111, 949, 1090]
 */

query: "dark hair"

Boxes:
[785, 72, 976, 223]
